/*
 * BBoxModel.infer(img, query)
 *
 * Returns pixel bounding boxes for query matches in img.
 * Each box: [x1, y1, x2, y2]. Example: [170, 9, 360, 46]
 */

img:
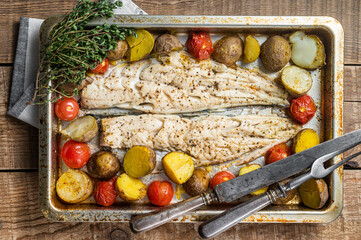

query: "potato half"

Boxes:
[162, 152, 194, 184]
[281, 65, 313, 97]
[61, 115, 98, 142]
[115, 173, 147, 201]
[125, 29, 154, 62]
[298, 178, 329, 209]
[56, 169, 93, 203]
[243, 35, 260, 63]
[293, 128, 320, 153]
[123, 146, 156, 178]
[290, 31, 326, 70]
[183, 168, 210, 196]
[239, 164, 268, 196]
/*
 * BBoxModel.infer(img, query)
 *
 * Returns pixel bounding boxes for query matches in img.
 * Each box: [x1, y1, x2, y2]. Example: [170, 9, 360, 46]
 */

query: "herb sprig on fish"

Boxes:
[29, 0, 135, 104]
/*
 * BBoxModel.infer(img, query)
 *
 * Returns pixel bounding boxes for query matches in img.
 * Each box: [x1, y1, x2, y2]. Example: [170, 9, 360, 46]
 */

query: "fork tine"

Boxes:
[324, 151, 361, 175]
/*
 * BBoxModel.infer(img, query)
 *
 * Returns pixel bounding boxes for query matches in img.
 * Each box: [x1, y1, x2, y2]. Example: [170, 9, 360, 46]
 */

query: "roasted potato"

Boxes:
[56, 169, 93, 203]
[260, 35, 291, 72]
[123, 146, 156, 178]
[281, 65, 313, 97]
[290, 31, 326, 70]
[243, 35, 260, 63]
[183, 168, 210, 196]
[212, 35, 243, 66]
[61, 115, 98, 142]
[107, 40, 129, 61]
[239, 164, 268, 196]
[153, 34, 183, 55]
[115, 173, 147, 201]
[298, 178, 329, 209]
[162, 151, 194, 184]
[86, 151, 120, 179]
[273, 178, 298, 205]
[125, 29, 154, 62]
[293, 129, 320, 153]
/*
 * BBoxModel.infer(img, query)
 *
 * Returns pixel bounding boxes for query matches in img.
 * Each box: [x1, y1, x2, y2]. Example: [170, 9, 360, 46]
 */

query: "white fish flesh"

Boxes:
[82, 51, 289, 113]
[101, 114, 300, 166]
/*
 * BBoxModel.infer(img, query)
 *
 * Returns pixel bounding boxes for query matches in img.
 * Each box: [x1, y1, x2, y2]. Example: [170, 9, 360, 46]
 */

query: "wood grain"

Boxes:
[0, 171, 359, 239]
[0, 0, 360, 64]
[0, 67, 37, 170]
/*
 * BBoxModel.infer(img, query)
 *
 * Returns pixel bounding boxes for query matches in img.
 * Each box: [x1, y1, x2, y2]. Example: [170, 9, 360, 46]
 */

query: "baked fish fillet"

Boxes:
[101, 115, 300, 166]
[82, 51, 289, 113]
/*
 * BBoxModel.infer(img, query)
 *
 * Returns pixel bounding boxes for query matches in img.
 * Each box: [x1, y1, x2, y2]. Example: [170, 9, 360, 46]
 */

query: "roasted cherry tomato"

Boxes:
[61, 140, 91, 169]
[93, 177, 117, 207]
[54, 97, 79, 121]
[265, 143, 292, 164]
[90, 58, 109, 74]
[147, 181, 174, 206]
[289, 95, 316, 125]
[186, 31, 214, 60]
[209, 171, 235, 189]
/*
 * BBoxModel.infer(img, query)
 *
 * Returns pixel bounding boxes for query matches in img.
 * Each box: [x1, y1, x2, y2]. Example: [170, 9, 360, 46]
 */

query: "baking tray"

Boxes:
[39, 16, 344, 223]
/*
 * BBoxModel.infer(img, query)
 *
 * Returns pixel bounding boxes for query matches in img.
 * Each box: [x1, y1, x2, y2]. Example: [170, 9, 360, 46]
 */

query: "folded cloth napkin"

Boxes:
[7, 0, 146, 128]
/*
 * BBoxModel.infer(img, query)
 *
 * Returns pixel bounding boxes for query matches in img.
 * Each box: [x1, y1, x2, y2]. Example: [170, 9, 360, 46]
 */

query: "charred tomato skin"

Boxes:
[209, 171, 236, 189]
[186, 31, 214, 60]
[265, 143, 292, 164]
[147, 181, 174, 206]
[93, 177, 117, 207]
[61, 140, 91, 169]
[90, 58, 109, 74]
[289, 95, 316, 125]
[55, 97, 79, 121]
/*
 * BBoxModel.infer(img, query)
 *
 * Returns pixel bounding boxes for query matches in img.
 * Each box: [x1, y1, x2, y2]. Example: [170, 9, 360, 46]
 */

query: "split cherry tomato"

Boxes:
[289, 95, 316, 125]
[186, 31, 214, 60]
[265, 143, 292, 164]
[209, 171, 235, 189]
[61, 140, 91, 169]
[147, 181, 174, 206]
[54, 97, 79, 121]
[93, 177, 117, 207]
[90, 58, 109, 74]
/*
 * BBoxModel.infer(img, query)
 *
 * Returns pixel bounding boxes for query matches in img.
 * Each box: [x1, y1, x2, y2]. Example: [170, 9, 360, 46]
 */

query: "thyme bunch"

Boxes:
[29, 0, 135, 104]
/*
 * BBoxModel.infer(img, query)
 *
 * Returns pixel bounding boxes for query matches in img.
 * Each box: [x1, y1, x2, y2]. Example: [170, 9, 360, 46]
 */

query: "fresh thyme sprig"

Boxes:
[29, 0, 135, 104]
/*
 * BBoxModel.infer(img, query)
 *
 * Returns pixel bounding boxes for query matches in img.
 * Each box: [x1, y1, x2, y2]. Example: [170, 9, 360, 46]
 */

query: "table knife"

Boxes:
[130, 129, 361, 233]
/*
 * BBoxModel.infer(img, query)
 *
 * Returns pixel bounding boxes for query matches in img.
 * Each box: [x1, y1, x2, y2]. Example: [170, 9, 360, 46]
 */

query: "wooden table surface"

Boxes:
[1, 0, 361, 239]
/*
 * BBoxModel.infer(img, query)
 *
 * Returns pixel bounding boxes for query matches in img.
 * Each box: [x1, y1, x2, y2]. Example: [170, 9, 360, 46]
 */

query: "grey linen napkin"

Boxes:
[7, 0, 146, 128]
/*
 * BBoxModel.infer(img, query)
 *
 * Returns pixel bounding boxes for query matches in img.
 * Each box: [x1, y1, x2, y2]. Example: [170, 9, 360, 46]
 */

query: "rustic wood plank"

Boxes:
[0, 66, 37, 170]
[0, 171, 359, 239]
[0, 0, 360, 64]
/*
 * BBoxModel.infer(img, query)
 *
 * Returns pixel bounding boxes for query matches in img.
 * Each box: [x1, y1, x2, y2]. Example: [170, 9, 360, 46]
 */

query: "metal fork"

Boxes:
[198, 151, 361, 239]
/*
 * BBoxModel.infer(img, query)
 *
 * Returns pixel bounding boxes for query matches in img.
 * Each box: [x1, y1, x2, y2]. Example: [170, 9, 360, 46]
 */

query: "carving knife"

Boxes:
[130, 129, 361, 233]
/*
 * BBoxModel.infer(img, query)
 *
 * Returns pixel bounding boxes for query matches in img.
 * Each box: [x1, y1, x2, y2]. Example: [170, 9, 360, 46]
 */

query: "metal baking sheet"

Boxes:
[39, 16, 344, 223]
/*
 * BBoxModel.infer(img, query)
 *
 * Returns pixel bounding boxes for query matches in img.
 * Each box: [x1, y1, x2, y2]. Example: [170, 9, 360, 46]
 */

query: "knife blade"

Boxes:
[130, 129, 361, 233]
[214, 128, 361, 202]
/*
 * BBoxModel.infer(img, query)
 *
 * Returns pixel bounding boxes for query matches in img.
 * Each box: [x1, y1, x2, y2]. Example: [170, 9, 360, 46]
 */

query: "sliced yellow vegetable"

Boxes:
[298, 178, 329, 209]
[239, 164, 268, 196]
